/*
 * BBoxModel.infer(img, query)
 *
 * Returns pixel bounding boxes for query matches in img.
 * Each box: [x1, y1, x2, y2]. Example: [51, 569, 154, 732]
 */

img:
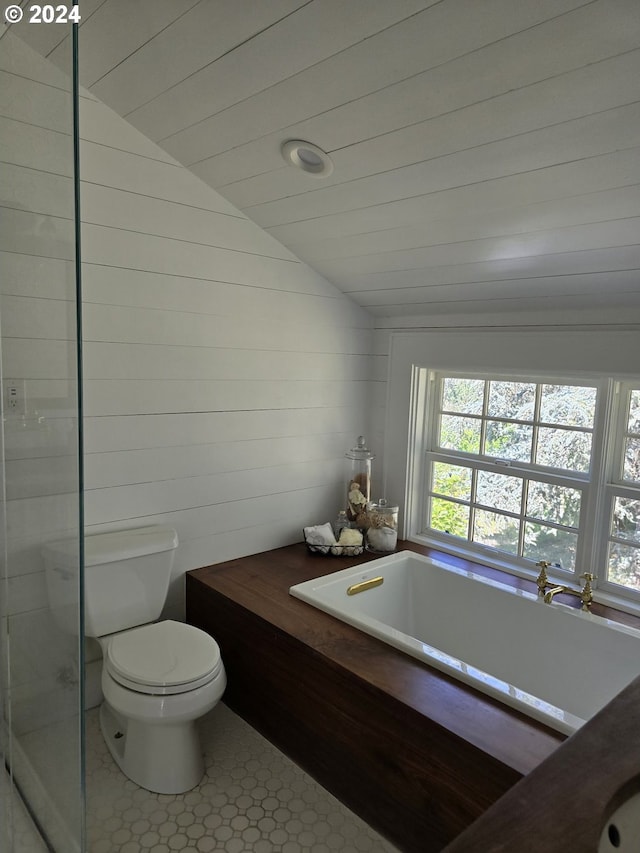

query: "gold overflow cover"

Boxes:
[346, 576, 384, 596]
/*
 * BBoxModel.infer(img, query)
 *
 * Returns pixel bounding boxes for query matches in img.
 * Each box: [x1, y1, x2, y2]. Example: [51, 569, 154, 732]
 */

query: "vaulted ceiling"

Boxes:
[14, 0, 640, 320]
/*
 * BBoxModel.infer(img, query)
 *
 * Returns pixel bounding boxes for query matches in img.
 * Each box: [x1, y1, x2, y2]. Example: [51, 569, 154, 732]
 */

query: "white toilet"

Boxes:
[44, 525, 226, 794]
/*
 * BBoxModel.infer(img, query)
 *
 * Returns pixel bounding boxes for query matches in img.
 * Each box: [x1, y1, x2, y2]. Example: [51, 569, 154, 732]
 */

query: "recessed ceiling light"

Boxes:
[281, 140, 334, 177]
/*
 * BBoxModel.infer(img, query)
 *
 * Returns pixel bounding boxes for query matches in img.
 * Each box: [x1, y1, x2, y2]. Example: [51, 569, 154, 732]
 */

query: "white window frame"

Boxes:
[413, 368, 609, 584]
[595, 381, 640, 601]
[382, 329, 640, 617]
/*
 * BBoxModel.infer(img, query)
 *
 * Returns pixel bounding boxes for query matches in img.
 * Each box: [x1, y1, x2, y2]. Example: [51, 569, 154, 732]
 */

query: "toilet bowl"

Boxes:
[43, 525, 227, 794]
[99, 620, 227, 794]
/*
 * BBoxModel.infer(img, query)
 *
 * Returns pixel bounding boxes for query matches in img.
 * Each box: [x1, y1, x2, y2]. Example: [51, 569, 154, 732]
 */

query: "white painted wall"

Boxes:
[78, 90, 375, 617]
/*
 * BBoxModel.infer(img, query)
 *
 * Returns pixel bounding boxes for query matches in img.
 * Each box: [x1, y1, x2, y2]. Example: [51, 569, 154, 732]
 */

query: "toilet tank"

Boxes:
[44, 525, 178, 638]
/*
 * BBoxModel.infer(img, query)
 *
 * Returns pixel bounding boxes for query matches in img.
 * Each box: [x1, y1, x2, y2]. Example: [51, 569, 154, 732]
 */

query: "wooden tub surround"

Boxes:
[187, 543, 640, 851]
[187, 542, 571, 852]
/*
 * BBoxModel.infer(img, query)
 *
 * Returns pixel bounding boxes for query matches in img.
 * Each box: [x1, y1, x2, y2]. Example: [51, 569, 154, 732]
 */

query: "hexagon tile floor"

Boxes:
[86, 703, 400, 853]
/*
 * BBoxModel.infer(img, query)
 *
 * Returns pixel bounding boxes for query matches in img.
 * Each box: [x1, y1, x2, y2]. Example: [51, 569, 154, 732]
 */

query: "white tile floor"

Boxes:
[85, 702, 400, 853]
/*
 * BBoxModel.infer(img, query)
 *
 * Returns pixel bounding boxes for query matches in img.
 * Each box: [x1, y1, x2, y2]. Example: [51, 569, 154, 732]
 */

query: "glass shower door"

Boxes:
[0, 18, 83, 853]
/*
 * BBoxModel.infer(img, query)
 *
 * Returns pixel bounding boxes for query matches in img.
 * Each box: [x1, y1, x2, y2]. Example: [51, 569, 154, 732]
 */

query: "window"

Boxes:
[414, 371, 640, 603]
[604, 385, 640, 591]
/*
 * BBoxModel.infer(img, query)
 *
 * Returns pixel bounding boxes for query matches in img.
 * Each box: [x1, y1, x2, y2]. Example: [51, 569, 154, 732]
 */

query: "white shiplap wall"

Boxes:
[78, 94, 375, 617]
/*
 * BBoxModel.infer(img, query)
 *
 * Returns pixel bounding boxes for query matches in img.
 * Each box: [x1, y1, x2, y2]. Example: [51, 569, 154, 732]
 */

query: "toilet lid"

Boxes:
[106, 620, 222, 695]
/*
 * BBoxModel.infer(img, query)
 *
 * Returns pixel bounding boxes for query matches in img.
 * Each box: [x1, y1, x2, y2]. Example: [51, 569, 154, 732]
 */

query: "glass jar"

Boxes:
[333, 510, 350, 539]
[345, 436, 374, 523]
[364, 499, 398, 553]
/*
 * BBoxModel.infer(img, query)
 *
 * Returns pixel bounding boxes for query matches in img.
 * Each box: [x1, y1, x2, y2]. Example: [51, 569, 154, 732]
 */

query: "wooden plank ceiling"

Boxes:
[14, 0, 640, 319]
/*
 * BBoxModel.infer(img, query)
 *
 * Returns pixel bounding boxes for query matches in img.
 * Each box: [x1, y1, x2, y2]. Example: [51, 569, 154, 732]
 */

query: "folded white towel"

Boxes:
[304, 522, 337, 546]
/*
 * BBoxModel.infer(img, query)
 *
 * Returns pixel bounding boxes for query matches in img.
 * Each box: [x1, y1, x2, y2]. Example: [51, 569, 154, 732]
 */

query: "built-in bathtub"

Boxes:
[188, 543, 572, 852]
[289, 550, 640, 735]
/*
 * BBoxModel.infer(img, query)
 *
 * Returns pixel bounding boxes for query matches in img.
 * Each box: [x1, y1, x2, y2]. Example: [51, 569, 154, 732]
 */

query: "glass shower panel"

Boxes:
[0, 22, 83, 853]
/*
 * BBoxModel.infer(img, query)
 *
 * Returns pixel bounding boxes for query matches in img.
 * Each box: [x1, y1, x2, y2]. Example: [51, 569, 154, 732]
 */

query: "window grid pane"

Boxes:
[473, 509, 520, 555]
[526, 481, 581, 528]
[435, 375, 596, 475]
[426, 455, 581, 568]
[604, 387, 640, 593]
[429, 497, 470, 538]
[612, 497, 640, 543]
[476, 470, 523, 514]
[432, 462, 472, 502]
[535, 426, 593, 473]
[439, 414, 481, 454]
[608, 541, 640, 592]
[539, 384, 597, 428]
[627, 389, 640, 433]
[428, 374, 593, 571]
[441, 377, 485, 414]
[418, 373, 640, 605]
[487, 381, 536, 420]
[622, 390, 640, 484]
[523, 523, 578, 570]
[623, 438, 640, 482]
[484, 421, 533, 462]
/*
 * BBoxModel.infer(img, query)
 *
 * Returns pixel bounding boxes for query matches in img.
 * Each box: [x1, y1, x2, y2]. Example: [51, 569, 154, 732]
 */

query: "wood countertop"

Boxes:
[187, 542, 640, 851]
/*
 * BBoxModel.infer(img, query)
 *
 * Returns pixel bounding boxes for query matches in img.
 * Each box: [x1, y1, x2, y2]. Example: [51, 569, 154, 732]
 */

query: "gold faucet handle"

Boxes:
[535, 560, 551, 593]
[578, 573, 596, 610]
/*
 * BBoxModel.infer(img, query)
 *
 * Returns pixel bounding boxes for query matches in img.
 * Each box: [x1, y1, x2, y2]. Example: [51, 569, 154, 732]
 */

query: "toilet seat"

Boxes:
[106, 620, 222, 695]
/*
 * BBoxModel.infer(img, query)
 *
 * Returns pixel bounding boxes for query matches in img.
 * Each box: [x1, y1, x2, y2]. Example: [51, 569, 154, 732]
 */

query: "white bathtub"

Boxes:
[289, 551, 640, 734]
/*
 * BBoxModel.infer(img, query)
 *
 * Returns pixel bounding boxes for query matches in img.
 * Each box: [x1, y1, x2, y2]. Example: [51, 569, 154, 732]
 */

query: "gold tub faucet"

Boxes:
[535, 561, 595, 611]
[543, 573, 596, 612]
